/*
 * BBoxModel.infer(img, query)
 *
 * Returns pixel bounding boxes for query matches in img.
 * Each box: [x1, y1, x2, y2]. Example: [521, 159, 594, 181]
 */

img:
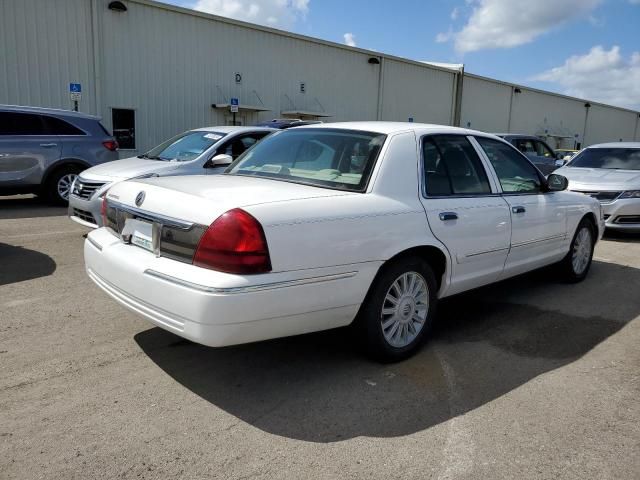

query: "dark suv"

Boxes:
[0, 105, 119, 204]
[495, 134, 558, 175]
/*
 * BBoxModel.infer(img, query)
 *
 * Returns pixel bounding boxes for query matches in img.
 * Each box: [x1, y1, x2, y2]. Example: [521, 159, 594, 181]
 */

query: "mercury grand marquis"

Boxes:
[84, 122, 603, 361]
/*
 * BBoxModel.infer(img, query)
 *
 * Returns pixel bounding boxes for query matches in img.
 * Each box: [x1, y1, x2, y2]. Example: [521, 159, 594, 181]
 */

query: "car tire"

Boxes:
[558, 217, 595, 283]
[354, 256, 438, 362]
[45, 166, 82, 205]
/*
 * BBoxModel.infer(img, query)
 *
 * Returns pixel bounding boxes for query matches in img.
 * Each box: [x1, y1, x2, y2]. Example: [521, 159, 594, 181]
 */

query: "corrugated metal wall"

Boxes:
[1, 0, 638, 154]
[0, 0, 98, 114]
[509, 88, 587, 149]
[460, 76, 512, 133]
[585, 104, 638, 145]
[381, 59, 455, 124]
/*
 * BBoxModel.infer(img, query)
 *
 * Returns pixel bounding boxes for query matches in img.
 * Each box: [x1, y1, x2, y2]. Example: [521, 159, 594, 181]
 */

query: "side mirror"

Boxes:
[205, 153, 233, 168]
[546, 173, 568, 192]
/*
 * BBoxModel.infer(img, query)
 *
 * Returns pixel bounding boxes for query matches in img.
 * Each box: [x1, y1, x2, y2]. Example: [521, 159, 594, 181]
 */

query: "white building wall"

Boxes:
[509, 88, 587, 149]
[99, 0, 382, 152]
[380, 59, 455, 124]
[585, 105, 638, 145]
[459, 76, 512, 133]
[0, 0, 98, 114]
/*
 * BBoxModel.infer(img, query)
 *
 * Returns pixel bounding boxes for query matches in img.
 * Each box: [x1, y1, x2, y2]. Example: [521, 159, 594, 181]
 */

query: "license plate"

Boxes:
[122, 218, 154, 252]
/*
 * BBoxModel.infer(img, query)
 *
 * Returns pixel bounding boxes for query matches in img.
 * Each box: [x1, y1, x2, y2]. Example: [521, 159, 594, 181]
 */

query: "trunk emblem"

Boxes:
[135, 191, 146, 207]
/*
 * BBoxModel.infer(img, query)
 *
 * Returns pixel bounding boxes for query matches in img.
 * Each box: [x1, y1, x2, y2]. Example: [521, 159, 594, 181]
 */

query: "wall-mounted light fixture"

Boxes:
[584, 102, 591, 108]
[368, 57, 380, 65]
[108, 1, 127, 12]
[514, 87, 522, 94]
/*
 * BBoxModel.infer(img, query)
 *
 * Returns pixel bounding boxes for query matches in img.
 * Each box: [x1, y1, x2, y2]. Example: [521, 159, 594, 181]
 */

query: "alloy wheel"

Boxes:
[380, 271, 429, 348]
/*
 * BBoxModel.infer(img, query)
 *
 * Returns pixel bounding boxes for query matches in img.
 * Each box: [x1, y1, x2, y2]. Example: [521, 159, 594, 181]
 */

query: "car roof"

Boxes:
[0, 104, 101, 120]
[298, 121, 498, 137]
[191, 126, 276, 134]
[586, 142, 640, 149]
[493, 133, 541, 140]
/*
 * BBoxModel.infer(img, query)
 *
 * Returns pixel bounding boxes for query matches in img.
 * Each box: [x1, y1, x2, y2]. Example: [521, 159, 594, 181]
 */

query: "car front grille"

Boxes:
[72, 208, 97, 226]
[575, 190, 622, 203]
[72, 179, 106, 199]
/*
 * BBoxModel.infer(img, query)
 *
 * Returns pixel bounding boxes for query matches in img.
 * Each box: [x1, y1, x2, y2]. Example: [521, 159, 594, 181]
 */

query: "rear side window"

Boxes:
[42, 116, 85, 135]
[422, 135, 492, 196]
[0, 112, 46, 135]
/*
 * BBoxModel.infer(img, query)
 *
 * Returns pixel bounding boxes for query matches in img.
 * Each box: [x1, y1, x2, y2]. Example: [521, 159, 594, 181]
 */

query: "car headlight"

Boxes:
[619, 190, 640, 199]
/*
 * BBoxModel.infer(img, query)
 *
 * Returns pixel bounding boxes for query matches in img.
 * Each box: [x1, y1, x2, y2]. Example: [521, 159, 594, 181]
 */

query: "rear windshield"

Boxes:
[140, 130, 227, 162]
[568, 148, 640, 170]
[226, 128, 386, 192]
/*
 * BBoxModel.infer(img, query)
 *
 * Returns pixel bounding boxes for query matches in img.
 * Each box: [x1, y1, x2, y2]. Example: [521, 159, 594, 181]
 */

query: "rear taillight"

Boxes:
[193, 209, 271, 274]
[101, 195, 108, 227]
[102, 140, 118, 151]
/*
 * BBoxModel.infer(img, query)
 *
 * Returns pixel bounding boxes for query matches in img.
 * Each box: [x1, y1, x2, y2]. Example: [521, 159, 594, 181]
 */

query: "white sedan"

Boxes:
[84, 122, 603, 361]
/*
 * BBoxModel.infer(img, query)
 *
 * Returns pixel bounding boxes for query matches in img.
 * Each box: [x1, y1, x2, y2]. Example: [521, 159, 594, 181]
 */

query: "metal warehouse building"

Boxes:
[2, 0, 639, 154]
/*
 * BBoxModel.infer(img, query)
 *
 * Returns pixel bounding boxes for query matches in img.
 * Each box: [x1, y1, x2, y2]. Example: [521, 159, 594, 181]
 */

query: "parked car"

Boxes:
[0, 105, 118, 204]
[555, 142, 640, 231]
[68, 126, 274, 228]
[255, 118, 322, 129]
[495, 134, 558, 175]
[85, 122, 602, 361]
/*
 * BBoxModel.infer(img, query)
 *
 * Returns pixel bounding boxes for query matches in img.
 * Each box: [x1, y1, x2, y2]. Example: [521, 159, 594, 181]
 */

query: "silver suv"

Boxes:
[0, 105, 118, 204]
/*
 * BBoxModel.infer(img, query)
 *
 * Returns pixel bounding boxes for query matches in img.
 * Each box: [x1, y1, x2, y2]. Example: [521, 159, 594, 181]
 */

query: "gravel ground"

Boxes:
[1, 195, 639, 480]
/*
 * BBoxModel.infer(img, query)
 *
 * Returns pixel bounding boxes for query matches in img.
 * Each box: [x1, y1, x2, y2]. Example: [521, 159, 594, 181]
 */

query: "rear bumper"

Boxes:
[602, 198, 640, 231]
[84, 228, 379, 347]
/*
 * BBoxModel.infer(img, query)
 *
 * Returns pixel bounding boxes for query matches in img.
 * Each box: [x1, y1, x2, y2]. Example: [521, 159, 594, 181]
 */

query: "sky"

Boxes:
[164, 0, 640, 110]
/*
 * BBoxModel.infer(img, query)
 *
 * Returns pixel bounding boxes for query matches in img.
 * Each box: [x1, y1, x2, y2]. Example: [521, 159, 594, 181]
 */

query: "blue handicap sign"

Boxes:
[230, 97, 239, 106]
[70, 83, 82, 93]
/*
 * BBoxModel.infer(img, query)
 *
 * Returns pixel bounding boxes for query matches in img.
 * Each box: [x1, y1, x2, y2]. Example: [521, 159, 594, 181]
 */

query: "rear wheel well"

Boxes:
[385, 246, 448, 290]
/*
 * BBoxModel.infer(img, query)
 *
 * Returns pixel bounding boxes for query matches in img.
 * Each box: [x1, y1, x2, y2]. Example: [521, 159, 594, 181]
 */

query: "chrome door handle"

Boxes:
[512, 206, 526, 214]
[439, 212, 458, 221]
[39, 143, 58, 148]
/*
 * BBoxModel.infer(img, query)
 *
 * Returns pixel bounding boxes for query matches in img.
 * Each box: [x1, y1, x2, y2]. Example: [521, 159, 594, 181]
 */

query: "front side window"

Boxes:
[476, 137, 542, 194]
[514, 139, 536, 155]
[219, 133, 270, 160]
[112, 108, 135, 149]
[535, 141, 554, 158]
[0, 112, 46, 135]
[567, 148, 640, 171]
[141, 130, 227, 162]
[423, 135, 492, 196]
[227, 128, 386, 192]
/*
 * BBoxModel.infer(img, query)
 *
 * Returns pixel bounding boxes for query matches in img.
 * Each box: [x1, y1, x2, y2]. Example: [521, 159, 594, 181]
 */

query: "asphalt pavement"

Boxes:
[1, 195, 639, 479]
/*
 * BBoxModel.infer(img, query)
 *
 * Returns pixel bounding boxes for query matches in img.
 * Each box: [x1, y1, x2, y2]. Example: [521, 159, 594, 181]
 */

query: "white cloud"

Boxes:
[193, 0, 309, 28]
[450, 7, 459, 20]
[451, 0, 601, 53]
[533, 46, 640, 109]
[435, 28, 453, 43]
[343, 32, 357, 47]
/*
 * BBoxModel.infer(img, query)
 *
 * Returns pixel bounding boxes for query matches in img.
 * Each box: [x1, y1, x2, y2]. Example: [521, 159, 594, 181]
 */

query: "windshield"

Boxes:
[140, 130, 226, 162]
[226, 128, 386, 192]
[568, 148, 640, 170]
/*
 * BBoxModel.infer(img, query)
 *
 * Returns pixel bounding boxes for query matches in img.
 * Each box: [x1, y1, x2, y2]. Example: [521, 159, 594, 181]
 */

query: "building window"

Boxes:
[112, 108, 135, 149]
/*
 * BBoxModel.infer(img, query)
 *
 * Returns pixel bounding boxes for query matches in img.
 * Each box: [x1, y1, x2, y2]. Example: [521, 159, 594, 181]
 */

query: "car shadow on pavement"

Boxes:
[0, 196, 66, 220]
[135, 260, 638, 443]
[0, 243, 57, 286]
